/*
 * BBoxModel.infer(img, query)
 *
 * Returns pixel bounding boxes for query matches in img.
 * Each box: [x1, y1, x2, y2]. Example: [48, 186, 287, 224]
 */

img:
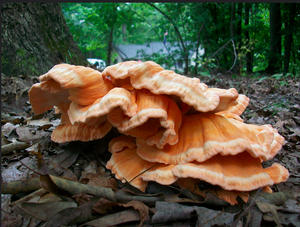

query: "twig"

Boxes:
[11, 188, 47, 206]
[128, 163, 160, 184]
[13, 150, 41, 175]
[226, 39, 238, 73]
[230, 188, 262, 227]
[244, 100, 276, 116]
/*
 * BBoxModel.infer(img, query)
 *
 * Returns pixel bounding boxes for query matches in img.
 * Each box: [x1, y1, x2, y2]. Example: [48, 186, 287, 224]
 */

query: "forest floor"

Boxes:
[1, 70, 300, 226]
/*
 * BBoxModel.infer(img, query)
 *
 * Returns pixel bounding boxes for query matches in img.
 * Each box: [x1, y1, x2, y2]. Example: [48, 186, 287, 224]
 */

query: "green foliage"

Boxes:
[60, 3, 299, 75]
[237, 38, 256, 73]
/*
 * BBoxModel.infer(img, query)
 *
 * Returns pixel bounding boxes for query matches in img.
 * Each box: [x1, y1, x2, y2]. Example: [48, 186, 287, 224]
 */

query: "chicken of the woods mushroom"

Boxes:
[28, 61, 289, 205]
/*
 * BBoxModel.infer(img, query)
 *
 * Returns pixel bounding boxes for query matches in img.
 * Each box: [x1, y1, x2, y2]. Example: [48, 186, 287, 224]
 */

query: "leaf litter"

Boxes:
[1, 72, 300, 226]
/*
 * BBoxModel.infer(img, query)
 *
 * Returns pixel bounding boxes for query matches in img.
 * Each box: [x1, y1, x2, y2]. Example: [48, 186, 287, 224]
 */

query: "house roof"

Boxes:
[113, 42, 195, 61]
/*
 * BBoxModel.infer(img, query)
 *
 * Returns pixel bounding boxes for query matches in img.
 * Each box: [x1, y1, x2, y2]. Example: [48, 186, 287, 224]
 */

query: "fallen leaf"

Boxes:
[50, 141, 85, 169]
[72, 193, 94, 206]
[151, 201, 236, 226]
[92, 198, 117, 214]
[15, 126, 51, 142]
[259, 191, 294, 206]
[255, 196, 282, 227]
[45, 197, 100, 227]
[80, 173, 117, 189]
[81, 208, 141, 227]
[40, 174, 116, 201]
[14, 201, 77, 221]
[121, 200, 149, 225]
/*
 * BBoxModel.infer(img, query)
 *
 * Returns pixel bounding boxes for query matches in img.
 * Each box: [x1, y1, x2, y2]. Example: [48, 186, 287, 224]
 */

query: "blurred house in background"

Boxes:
[112, 42, 204, 72]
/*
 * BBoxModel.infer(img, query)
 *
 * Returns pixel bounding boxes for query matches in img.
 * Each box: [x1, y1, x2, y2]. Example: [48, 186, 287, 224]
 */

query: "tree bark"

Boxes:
[266, 3, 282, 74]
[1, 3, 87, 77]
[107, 25, 114, 66]
[194, 23, 205, 75]
[236, 3, 243, 50]
[230, 3, 236, 66]
[244, 3, 253, 73]
[283, 3, 296, 73]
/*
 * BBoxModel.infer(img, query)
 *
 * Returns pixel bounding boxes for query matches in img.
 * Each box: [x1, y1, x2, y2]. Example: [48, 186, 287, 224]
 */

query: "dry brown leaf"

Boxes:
[40, 174, 116, 201]
[80, 173, 117, 189]
[15, 126, 51, 142]
[92, 198, 118, 214]
[45, 197, 100, 227]
[120, 200, 149, 224]
[151, 201, 236, 226]
[72, 193, 94, 206]
[14, 201, 77, 221]
[81, 208, 141, 227]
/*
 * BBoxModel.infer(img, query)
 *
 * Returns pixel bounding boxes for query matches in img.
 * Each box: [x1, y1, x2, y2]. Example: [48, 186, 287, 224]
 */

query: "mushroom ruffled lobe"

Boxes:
[171, 152, 287, 191]
[107, 89, 182, 149]
[104, 61, 239, 113]
[38, 64, 114, 105]
[51, 102, 112, 143]
[108, 135, 137, 153]
[68, 87, 138, 126]
[216, 94, 250, 121]
[29, 82, 70, 114]
[136, 113, 284, 165]
[106, 135, 177, 191]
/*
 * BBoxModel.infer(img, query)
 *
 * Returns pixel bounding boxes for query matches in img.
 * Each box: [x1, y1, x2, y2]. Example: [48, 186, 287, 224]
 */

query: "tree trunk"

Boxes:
[106, 3, 117, 66]
[236, 3, 242, 49]
[230, 3, 236, 65]
[245, 3, 253, 73]
[106, 25, 114, 66]
[266, 3, 282, 74]
[1, 3, 87, 77]
[194, 23, 205, 76]
[283, 3, 296, 73]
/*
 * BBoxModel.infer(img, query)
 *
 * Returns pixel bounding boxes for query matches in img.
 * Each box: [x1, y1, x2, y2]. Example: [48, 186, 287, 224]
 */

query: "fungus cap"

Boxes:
[172, 152, 288, 191]
[136, 113, 285, 165]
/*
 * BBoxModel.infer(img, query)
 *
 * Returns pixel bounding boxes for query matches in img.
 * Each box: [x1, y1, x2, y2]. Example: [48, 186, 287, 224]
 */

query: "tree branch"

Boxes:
[148, 3, 189, 74]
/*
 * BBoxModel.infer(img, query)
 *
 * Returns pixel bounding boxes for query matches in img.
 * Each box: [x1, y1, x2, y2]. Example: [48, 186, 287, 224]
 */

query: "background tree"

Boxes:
[266, 3, 282, 74]
[282, 3, 298, 73]
[1, 2, 87, 77]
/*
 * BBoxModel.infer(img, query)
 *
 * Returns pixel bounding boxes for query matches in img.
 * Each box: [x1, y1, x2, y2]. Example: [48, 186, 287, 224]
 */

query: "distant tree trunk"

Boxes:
[194, 23, 204, 75]
[245, 3, 253, 73]
[230, 3, 236, 65]
[266, 3, 282, 74]
[283, 3, 296, 73]
[236, 3, 243, 73]
[1, 3, 87, 77]
[236, 3, 243, 49]
[106, 3, 117, 66]
[106, 25, 114, 66]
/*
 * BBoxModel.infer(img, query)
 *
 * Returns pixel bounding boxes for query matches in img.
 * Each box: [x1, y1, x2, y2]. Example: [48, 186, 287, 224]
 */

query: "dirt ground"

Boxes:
[1, 70, 300, 226]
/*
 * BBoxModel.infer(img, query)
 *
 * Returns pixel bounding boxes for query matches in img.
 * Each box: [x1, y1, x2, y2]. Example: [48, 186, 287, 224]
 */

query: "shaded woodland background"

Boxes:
[1, 2, 300, 77]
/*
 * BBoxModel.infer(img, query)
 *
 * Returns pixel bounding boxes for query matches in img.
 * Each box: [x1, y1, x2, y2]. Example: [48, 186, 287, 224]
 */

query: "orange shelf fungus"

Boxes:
[29, 62, 289, 205]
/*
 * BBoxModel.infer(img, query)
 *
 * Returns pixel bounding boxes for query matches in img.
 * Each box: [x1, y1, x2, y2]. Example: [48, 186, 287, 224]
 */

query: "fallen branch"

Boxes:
[1, 140, 30, 155]
[244, 101, 276, 116]
[1, 177, 41, 194]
